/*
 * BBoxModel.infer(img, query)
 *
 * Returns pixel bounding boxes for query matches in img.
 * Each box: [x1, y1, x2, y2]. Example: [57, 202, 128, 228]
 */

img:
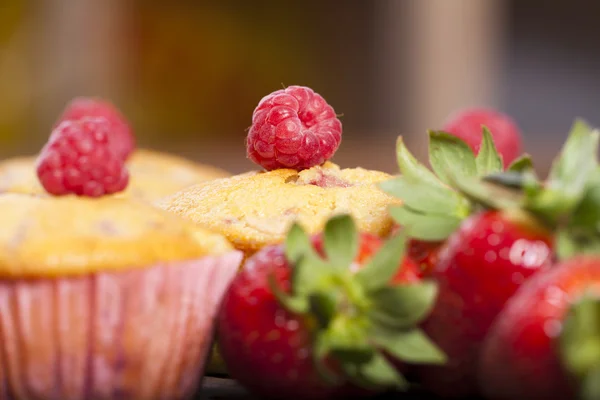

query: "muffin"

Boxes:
[156, 161, 400, 258]
[0, 149, 230, 202]
[0, 193, 242, 399]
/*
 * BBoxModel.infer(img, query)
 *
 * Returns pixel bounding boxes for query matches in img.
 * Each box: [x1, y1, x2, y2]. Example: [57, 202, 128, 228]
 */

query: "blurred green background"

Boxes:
[1, 0, 599, 174]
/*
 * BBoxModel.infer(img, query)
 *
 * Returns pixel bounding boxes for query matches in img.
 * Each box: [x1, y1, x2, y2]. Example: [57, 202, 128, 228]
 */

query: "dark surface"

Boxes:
[198, 377, 253, 399]
[197, 376, 472, 400]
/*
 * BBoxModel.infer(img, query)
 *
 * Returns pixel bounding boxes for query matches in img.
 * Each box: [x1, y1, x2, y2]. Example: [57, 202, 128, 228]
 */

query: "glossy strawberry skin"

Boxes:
[479, 257, 600, 400]
[218, 245, 330, 400]
[417, 210, 554, 398]
[217, 233, 421, 400]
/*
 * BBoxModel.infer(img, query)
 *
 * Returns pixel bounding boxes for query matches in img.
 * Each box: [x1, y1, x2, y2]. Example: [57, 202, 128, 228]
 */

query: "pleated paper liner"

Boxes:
[0, 251, 242, 400]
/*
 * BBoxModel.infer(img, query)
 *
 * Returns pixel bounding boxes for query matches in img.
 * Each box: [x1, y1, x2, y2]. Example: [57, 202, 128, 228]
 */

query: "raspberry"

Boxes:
[56, 97, 135, 160]
[36, 117, 130, 197]
[442, 107, 523, 168]
[246, 85, 342, 171]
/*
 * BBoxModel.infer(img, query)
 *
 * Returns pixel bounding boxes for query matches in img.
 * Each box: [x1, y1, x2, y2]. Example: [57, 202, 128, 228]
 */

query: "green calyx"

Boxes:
[471, 119, 600, 259]
[269, 214, 446, 391]
[379, 126, 516, 242]
[381, 119, 600, 259]
[558, 294, 600, 400]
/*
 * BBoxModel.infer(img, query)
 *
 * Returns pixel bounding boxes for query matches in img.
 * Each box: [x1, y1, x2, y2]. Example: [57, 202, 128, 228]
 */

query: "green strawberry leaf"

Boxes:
[268, 272, 309, 314]
[326, 316, 373, 359]
[285, 222, 315, 265]
[372, 327, 446, 365]
[522, 119, 600, 228]
[380, 176, 469, 217]
[428, 130, 478, 186]
[568, 168, 600, 232]
[367, 281, 438, 329]
[389, 206, 463, 241]
[309, 290, 341, 328]
[323, 214, 358, 271]
[284, 222, 332, 298]
[313, 334, 344, 385]
[507, 153, 534, 173]
[380, 176, 470, 217]
[355, 231, 407, 292]
[555, 168, 600, 259]
[483, 170, 542, 192]
[555, 228, 600, 260]
[357, 352, 409, 390]
[444, 171, 525, 211]
[547, 118, 599, 201]
[395, 136, 447, 188]
[280, 214, 444, 392]
[475, 127, 503, 176]
[558, 294, 600, 400]
[292, 254, 332, 298]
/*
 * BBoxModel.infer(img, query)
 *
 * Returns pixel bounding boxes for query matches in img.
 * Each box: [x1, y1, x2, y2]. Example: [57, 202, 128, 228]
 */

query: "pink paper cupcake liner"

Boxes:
[0, 250, 242, 400]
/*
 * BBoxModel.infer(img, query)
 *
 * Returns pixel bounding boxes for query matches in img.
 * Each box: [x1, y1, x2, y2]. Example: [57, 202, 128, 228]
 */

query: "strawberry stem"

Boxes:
[278, 214, 445, 392]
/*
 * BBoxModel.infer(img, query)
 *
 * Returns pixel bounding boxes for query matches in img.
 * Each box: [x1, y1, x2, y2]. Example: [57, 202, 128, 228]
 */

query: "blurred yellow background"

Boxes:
[1, 0, 599, 175]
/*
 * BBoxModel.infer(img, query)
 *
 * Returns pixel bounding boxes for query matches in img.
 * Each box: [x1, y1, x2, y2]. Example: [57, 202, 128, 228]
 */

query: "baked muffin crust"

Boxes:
[157, 162, 400, 255]
[0, 149, 230, 201]
[0, 193, 232, 278]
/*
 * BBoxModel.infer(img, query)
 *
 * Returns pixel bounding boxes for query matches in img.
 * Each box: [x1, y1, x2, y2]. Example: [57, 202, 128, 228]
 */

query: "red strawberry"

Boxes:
[217, 215, 445, 400]
[479, 256, 600, 400]
[388, 225, 442, 277]
[417, 209, 553, 397]
[382, 118, 600, 397]
[56, 97, 135, 160]
[407, 239, 442, 277]
[442, 107, 522, 168]
[379, 131, 508, 278]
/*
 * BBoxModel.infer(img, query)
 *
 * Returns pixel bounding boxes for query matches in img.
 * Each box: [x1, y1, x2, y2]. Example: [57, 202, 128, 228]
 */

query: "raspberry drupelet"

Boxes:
[246, 85, 342, 171]
[36, 117, 129, 197]
[56, 97, 136, 160]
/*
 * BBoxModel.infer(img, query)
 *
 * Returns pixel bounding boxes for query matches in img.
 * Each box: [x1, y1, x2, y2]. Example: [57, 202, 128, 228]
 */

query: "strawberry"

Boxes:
[217, 215, 446, 400]
[407, 239, 442, 277]
[311, 232, 423, 284]
[388, 224, 442, 277]
[380, 127, 516, 275]
[441, 107, 523, 168]
[417, 209, 553, 397]
[380, 119, 600, 397]
[479, 256, 600, 400]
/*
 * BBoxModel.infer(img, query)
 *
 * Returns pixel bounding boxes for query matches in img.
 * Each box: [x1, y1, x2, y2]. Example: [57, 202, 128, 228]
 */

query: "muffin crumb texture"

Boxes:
[0, 193, 233, 278]
[157, 162, 400, 255]
[0, 149, 231, 203]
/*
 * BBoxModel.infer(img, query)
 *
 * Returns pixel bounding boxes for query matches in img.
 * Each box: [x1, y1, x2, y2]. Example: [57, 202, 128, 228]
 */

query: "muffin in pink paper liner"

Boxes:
[0, 193, 242, 400]
[0, 149, 230, 203]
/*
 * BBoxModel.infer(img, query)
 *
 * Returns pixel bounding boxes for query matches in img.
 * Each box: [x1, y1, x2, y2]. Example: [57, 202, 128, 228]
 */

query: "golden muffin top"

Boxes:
[0, 149, 230, 202]
[156, 162, 401, 255]
[0, 193, 233, 278]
